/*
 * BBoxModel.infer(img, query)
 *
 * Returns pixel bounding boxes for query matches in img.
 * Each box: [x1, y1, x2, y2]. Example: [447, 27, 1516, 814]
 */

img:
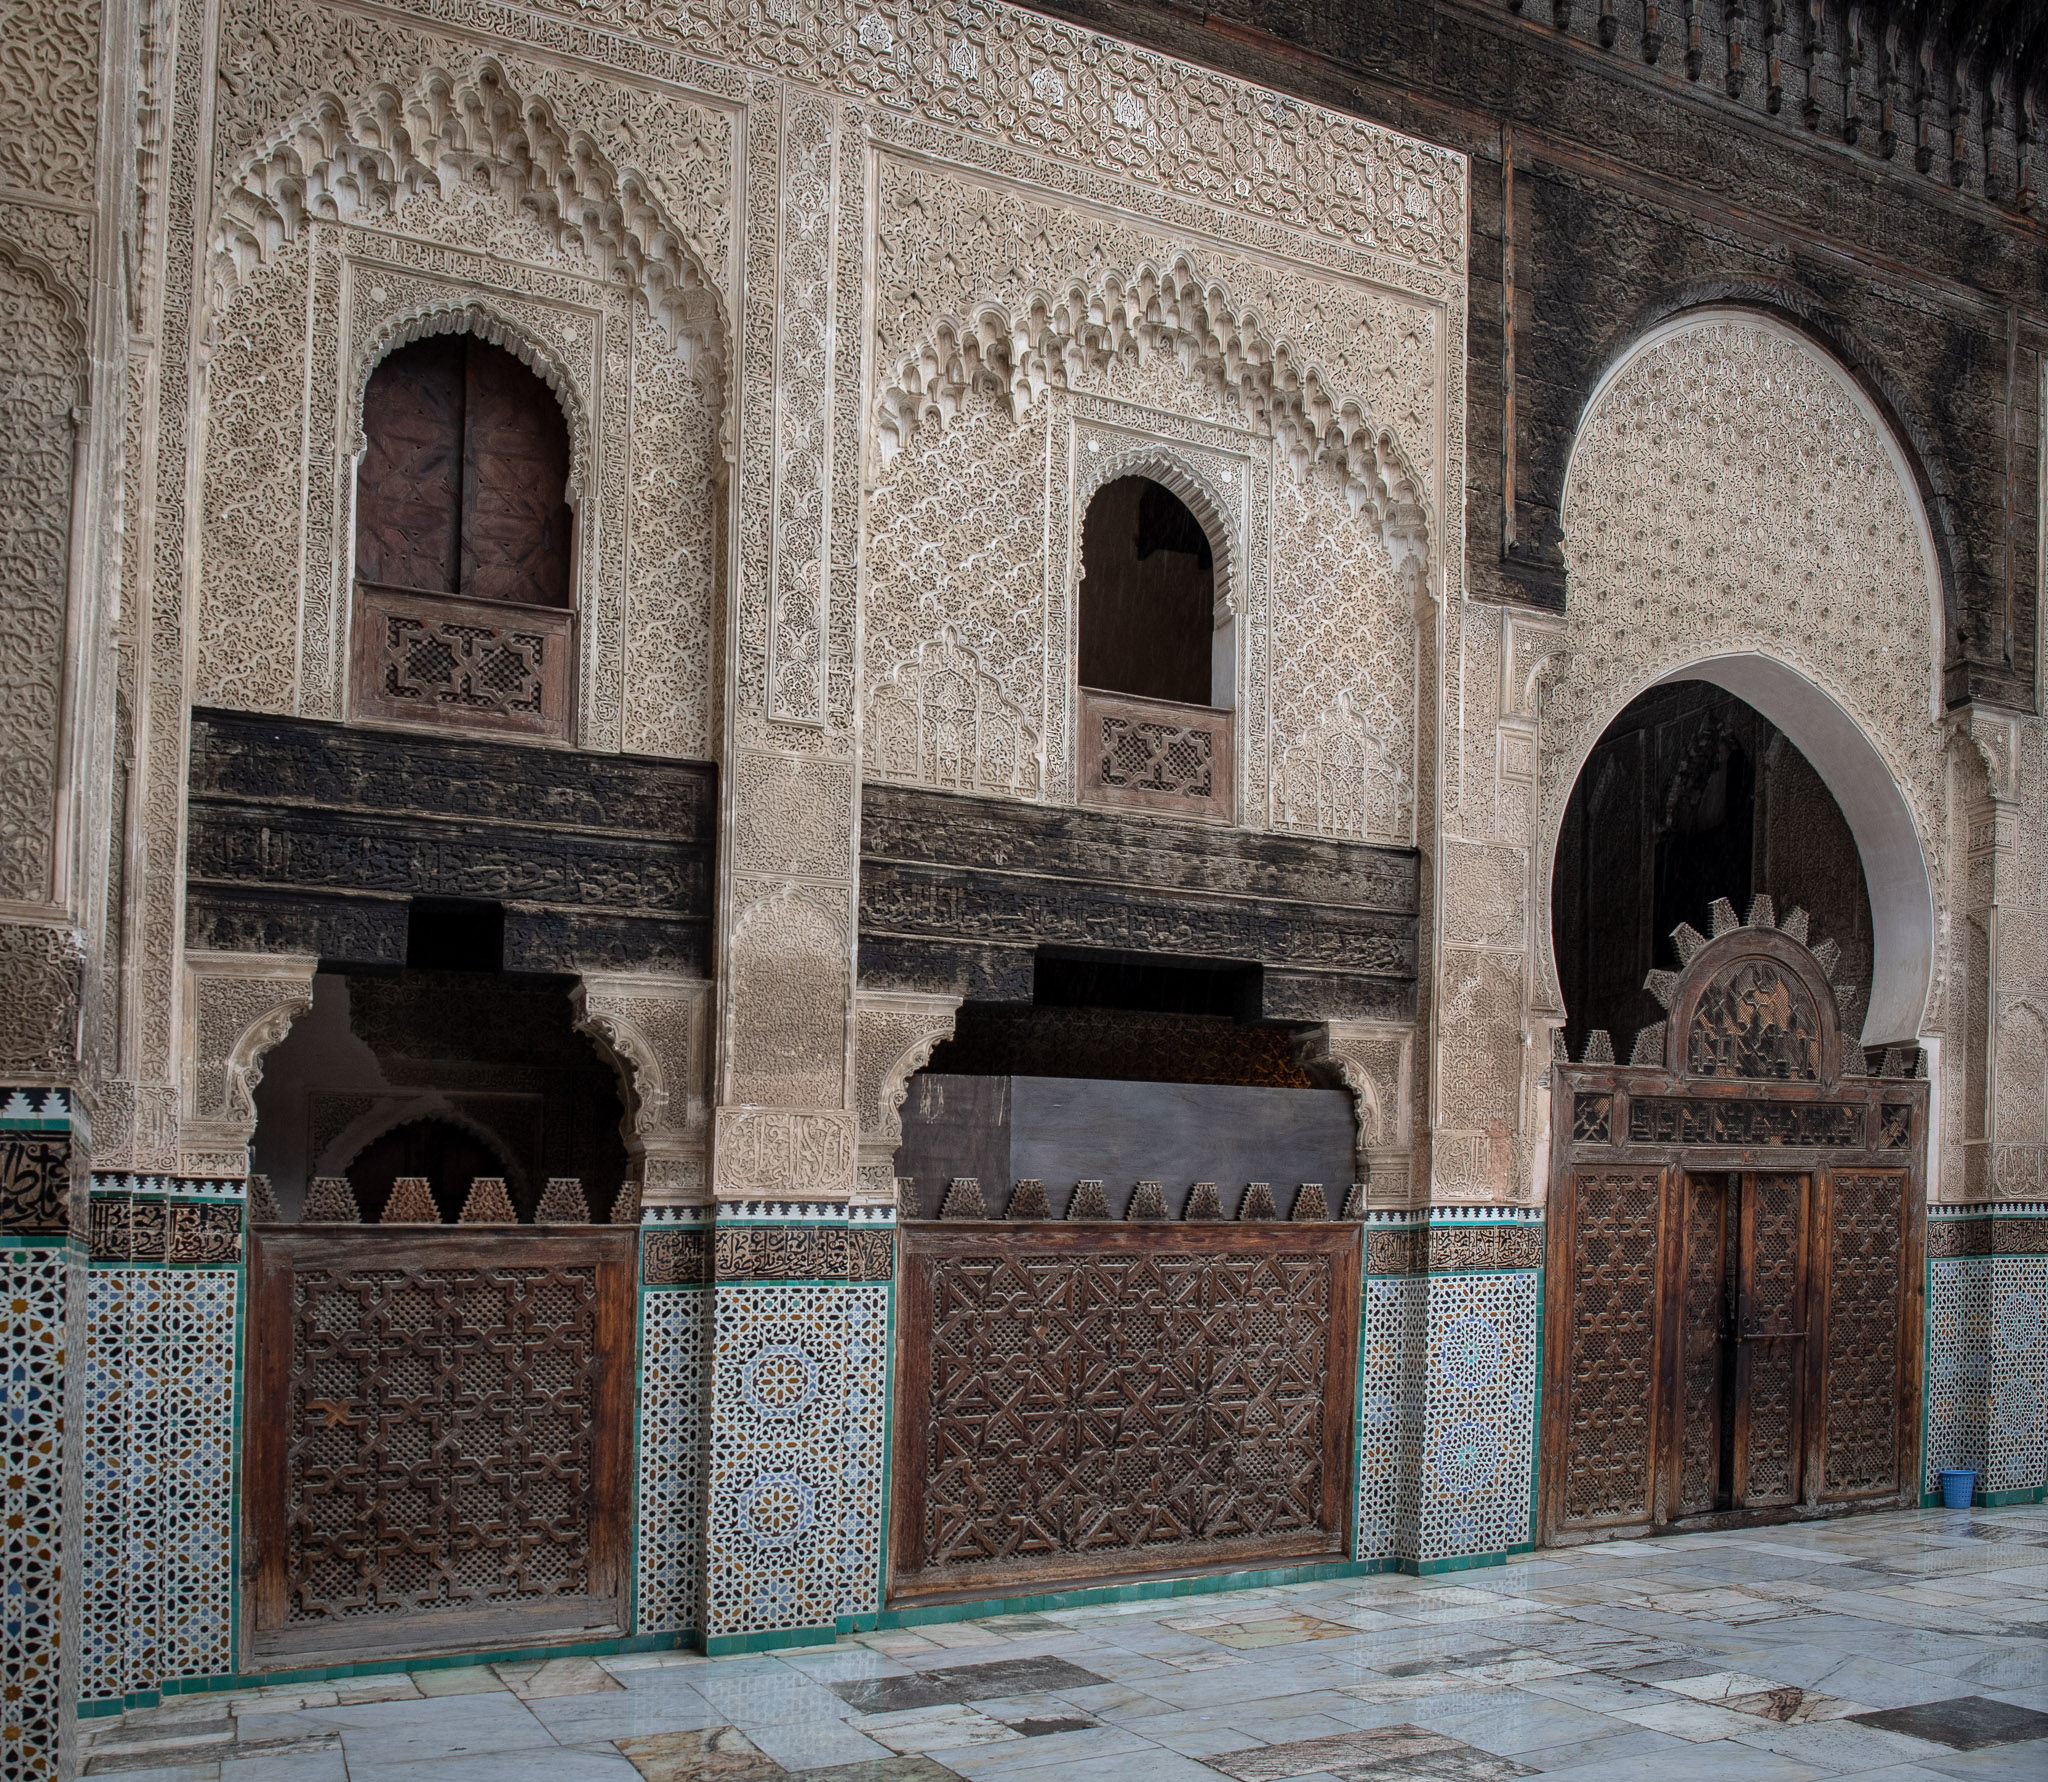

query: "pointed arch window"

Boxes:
[352, 334, 576, 738]
[1076, 473, 1235, 822]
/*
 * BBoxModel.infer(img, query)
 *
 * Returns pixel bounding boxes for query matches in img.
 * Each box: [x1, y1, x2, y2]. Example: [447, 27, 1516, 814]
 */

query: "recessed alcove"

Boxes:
[249, 955, 628, 1222]
[1552, 679, 1875, 1061]
[895, 948, 1355, 1219]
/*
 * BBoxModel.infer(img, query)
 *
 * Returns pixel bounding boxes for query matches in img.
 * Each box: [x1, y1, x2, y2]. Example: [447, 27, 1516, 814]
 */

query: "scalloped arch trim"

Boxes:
[208, 58, 726, 374]
[875, 252, 1431, 580]
[354, 302, 592, 492]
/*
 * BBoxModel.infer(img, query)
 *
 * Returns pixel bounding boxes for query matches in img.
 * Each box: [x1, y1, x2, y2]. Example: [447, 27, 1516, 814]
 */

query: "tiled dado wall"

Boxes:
[1356, 1210, 1544, 1573]
[0, 1090, 85, 1782]
[636, 1200, 895, 1655]
[77, 1177, 243, 1708]
[1926, 1204, 2048, 1505]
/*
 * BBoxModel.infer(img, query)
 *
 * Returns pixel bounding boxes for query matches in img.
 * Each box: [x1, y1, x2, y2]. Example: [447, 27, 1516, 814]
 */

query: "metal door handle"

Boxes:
[1737, 1331, 1806, 1340]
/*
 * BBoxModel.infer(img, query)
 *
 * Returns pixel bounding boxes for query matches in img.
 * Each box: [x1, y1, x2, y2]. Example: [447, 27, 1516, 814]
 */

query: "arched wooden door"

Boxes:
[1540, 901, 1926, 1543]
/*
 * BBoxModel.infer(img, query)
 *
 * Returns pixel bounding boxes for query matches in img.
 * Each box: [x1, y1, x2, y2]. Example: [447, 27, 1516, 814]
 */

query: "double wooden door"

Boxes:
[1670, 1172, 1809, 1516]
[1542, 1164, 1915, 1542]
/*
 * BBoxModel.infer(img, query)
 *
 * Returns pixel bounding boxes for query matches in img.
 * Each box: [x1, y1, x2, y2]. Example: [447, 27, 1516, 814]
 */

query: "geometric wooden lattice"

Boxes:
[892, 1221, 1357, 1599]
[1556, 1169, 1663, 1531]
[1674, 1173, 1729, 1519]
[1733, 1171, 1807, 1508]
[1079, 687, 1234, 822]
[1820, 1169, 1906, 1497]
[247, 1228, 633, 1664]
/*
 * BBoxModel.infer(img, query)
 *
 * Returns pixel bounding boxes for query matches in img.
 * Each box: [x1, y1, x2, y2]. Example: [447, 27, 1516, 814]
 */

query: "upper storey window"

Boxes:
[1077, 475, 1233, 822]
[352, 335, 575, 739]
[1079, 476, 1214, 705]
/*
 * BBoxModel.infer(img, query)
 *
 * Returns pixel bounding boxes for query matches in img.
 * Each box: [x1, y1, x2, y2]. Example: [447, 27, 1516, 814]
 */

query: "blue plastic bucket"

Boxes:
[1939, 1468, 1977, 1508]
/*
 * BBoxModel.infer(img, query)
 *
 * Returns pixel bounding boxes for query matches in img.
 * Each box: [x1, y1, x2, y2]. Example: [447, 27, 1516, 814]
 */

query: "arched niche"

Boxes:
[1549, 309, 1946, 1049]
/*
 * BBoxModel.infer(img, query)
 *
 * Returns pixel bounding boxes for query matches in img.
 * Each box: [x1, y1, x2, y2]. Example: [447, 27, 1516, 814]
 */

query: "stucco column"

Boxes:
[700, 85, 888, 1652]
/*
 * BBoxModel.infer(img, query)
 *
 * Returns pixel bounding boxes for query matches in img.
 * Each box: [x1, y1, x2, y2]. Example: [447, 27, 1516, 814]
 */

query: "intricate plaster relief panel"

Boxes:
[111, 0, 1467, 1213]
[1957, 708, 2047, 1199]
[0, 250, 84, 916]
[1298, 1020, 1416, 1201]
[178, 951, 317, 1176]
[1435, 311, 1954, 1202]
[573, 972, 713, 1204]
[852, 989, 961, 1195]
[861, 146, 1448, 842]
[195, 59, 731, 757]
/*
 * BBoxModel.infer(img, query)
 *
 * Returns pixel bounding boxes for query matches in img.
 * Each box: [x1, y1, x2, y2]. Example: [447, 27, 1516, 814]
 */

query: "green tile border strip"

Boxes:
[703, 1625, 839, 1657]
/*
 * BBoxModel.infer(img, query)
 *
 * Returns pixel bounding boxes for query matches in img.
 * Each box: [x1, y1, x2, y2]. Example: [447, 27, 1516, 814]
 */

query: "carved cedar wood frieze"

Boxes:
[184, 710, 714, 975]
[859, 783, 1419, 1019]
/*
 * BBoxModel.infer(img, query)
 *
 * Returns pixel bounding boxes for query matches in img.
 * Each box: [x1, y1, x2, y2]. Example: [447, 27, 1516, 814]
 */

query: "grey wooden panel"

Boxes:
[896, 1072, 1355, 1220]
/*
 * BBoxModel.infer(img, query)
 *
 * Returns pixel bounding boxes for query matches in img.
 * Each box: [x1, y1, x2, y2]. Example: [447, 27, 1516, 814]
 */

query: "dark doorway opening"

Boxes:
[250, 968, 629, 1222]
[1078, 476, 1216, 705]
[1551, 680, 1873, 1061]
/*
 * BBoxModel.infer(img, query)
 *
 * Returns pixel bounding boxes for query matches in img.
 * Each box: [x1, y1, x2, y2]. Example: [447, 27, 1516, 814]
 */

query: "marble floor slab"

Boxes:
[81, 1507, 2048, 1782]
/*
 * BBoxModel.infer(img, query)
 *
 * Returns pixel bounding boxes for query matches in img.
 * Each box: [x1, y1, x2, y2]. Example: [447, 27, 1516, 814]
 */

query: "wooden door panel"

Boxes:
[247, 1227, 634, 1666]
[1819, 1170, 1908, 1497]
[1672, 1174, 1730, 1519]
[1732, 1172, 1807, 1509]
[1554, 1169, 1664, 1533]
[460, 340, 573, 607]
[357, 336, 464, 594]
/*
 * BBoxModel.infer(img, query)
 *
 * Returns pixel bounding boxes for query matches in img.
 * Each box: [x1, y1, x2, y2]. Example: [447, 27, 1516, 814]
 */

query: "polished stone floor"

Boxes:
[83, 1506, 2048, 1782]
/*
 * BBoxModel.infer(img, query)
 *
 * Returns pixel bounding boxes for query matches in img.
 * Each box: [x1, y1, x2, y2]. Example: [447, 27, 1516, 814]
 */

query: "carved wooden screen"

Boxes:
[1079, 687, 1235, 823]
[246, 1227, 633, 1666]
[1544, 916, 1926, 1543]
[1818, 1169, 1908, 1498]
[1731, 1172, 1809, 1508]
[891, 1222, 1358, 1601]
[1547, 1168, 1665, 1536]
[1672, 1173, 1730, 1520]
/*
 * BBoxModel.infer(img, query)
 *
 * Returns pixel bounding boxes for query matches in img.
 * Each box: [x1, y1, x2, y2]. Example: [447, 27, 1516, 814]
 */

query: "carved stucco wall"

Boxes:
[193, 61, 729, 759]
[1431, 309, 1955, 1202]
[0, 251, 82, 913]
[0, 0, 123, 1122]
[1956, 707, 2048, 1201]
[106, 0, 1466, 1205]
[860, 151, 1442, 845]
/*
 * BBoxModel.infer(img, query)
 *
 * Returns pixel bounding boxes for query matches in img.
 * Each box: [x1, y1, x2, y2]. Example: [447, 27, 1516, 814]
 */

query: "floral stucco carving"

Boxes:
[194, 83, 725, 756]
[207, 58, 728, 368]
[0, 922, 86, 1079]
[179, 952, 318, 1175]
[572, 973, 712, 1204]
[1296, 1020, 1414, 1199]
[0, 247, 84, 909]
[853, 990, 962, 1192]
[1551, 315, 1944, 893]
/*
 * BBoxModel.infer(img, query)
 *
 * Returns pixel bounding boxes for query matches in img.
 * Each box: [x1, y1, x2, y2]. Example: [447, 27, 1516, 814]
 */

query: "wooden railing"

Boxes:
[351, 581, 573, 740]
[1078, 686, 1234, 822]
